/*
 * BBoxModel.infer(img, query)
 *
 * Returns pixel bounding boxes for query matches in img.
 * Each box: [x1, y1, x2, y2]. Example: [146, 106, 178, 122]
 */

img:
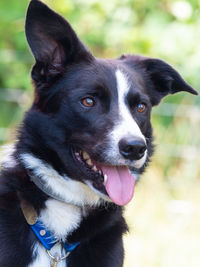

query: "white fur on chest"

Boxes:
[40, 199, 82, 239]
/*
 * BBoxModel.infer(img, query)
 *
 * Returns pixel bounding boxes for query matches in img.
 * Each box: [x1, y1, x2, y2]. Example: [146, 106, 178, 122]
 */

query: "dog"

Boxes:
[0, 0, 198, 266]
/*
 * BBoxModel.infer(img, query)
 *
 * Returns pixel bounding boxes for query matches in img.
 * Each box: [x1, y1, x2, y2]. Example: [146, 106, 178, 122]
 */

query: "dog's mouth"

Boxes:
[73, 149, 136, 206]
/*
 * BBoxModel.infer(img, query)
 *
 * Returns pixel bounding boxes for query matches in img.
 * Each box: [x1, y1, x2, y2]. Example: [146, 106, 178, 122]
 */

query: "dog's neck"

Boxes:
[29, 172, 74, 203]
[18, 152, 106, 239]
[1, 146, 104, 240]
[20, 153, 104, 207]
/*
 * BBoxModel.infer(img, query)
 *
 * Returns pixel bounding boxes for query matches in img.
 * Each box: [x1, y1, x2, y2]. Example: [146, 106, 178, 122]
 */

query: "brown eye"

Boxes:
[137, 103, 146, 113]
[81, 97, 95, 107]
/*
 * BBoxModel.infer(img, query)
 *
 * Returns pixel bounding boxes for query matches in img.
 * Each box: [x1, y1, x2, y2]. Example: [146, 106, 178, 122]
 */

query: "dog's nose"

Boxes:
[119, 137, 147, 160]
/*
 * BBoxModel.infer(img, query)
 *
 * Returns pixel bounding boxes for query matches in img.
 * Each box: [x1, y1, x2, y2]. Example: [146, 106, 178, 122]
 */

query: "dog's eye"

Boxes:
[137, 103, 146, 113]
[81, 97, 95, 107]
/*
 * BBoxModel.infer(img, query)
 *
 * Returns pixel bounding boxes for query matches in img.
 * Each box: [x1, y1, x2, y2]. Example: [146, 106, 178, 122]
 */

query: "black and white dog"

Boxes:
[0, 1, 198, 266]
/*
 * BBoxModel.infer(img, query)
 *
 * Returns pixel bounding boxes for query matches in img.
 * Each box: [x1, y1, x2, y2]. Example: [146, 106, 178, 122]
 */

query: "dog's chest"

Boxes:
[29, 199, 82, 267]
[39, 199, 82, 239]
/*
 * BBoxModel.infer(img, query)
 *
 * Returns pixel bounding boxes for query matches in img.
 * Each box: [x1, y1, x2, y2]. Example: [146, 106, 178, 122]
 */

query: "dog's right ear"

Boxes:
[25, 0, 93, 89]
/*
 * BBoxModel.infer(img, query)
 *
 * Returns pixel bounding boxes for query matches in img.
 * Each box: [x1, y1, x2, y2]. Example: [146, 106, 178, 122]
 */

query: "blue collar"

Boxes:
[18, 193, 80, 253]
[31, 219, 80, 252]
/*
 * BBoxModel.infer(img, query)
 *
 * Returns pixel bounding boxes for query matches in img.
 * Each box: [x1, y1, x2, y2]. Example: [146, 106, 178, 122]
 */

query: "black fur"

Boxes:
[0, 1, 197, 266]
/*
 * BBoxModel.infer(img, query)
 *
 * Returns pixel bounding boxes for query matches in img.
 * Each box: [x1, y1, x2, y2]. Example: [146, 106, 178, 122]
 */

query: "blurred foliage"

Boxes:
[0, 0, 200, 266]
[0, 0, 200, 142]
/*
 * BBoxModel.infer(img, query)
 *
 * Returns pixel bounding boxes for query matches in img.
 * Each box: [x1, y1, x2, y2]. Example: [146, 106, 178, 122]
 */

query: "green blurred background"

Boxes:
[0, 0, 200, 266]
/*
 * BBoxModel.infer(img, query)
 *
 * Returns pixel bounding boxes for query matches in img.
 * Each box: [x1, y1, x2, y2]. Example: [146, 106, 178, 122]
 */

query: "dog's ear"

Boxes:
[140, 57, 198, 105]
[25, 0, 93, 89]
[121, 55, 198, 105]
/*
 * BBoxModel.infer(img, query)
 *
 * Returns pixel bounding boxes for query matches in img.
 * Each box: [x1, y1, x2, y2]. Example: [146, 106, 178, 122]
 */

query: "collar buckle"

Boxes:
[47, 249, 71, 267]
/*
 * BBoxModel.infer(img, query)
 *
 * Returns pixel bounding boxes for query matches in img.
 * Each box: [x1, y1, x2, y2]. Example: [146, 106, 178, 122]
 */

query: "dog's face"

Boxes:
[23, 0, 197, 206]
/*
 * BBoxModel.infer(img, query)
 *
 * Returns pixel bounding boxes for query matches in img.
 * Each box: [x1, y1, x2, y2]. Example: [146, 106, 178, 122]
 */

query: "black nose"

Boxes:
[119, 137, 147, 160]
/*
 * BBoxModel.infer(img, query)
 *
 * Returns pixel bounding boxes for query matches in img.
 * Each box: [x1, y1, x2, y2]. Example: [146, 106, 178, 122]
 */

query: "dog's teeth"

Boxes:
[86, 158, 92, 166]
[92, 165, 98, 172]
[75, 152, 79, 157]
[83, 151, 89, 160]
[104, 174, 108, 184]
[98, 170, 102, 175]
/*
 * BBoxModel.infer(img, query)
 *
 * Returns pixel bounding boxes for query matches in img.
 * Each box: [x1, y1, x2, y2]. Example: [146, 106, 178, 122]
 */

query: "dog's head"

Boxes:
[21, 0, 197, 206]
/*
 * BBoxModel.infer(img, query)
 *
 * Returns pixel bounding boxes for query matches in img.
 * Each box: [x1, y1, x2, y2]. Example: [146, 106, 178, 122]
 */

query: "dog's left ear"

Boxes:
[122, 55, 198, 105]
[140, 57, 198, 105]
[25, 0, 93, 89]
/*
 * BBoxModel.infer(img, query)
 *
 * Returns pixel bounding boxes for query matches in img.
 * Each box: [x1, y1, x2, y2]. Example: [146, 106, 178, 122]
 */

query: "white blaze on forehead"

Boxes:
[105, 69, 147, 168]
[114, 69, 145, 142]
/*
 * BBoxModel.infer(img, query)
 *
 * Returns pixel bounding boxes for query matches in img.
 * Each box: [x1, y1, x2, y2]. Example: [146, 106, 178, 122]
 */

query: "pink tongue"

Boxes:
[101, 165, 135, 206]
